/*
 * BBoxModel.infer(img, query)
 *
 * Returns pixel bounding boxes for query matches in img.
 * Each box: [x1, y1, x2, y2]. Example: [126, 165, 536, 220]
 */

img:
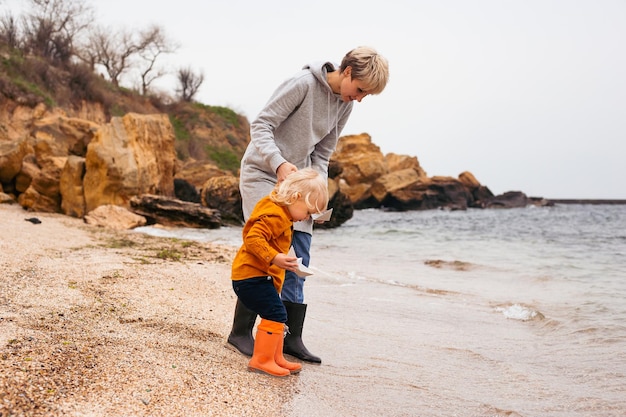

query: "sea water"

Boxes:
[136, 204, 626, 416]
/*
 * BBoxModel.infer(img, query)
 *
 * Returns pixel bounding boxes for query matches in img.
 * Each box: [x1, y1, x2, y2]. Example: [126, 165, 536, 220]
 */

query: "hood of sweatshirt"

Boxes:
[302, 61, 341, 98]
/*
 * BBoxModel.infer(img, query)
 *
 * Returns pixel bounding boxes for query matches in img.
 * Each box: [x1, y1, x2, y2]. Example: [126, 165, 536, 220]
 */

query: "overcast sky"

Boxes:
[4, 0, 625, 199]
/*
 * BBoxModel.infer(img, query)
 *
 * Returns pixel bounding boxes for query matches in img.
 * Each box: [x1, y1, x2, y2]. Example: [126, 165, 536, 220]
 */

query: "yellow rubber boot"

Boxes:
[275, 326, 302, 374]
[248, 319, 290, 377]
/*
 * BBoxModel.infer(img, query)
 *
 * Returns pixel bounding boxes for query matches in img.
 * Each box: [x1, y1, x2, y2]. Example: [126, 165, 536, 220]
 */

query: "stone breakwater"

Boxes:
[547, 199, 626, 205]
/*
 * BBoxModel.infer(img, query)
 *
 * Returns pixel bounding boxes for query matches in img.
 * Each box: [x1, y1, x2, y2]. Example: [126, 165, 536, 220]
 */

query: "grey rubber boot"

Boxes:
[283, 301, 321, 364]
[226, 298, 257, 357]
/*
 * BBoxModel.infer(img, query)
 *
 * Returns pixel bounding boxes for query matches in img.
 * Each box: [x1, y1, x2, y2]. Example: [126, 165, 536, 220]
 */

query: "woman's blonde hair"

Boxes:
[340, 46, 389, 95]
[270, 167, 329, 213]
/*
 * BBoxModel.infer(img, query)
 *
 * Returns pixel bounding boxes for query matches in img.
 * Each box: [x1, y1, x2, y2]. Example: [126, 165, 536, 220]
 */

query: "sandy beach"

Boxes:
[0, 203, 298, 417]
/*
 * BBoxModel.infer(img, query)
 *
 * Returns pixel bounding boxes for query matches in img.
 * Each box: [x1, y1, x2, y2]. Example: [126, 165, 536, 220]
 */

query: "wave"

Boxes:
[493, 303, 545, 321]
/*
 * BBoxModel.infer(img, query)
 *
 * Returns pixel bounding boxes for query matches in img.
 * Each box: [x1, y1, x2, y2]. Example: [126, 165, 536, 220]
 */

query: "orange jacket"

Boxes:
[231, 196, 293, 292]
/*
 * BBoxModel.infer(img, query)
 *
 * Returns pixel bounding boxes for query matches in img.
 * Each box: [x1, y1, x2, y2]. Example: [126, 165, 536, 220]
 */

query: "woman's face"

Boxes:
[340, 67, 370, 103]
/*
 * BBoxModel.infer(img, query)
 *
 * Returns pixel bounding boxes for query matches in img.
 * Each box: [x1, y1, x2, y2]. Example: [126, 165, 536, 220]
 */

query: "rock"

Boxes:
[175, 159, 228, 188]
[17, 163, 62, 213]
[200, 175, 242, 226]
[83, 113, 177, 212]
[458, 171, 494, 207]
[458, 171, 480, 188]
[384, 153, 427, 178]
[381, 177, 472, 211]
[60, 156, 87, 218]
[482, 191, 531, 209]
[330, 133, 388, 208]
[370, 168, 421, 204]
[174, 178, 201, 204]
[0, 139, 33, 183]
[32, 114, 99, 158]
[84, 204, 147, 230]
[14, 154, 38, 193]
[331, 133, 388, 185]
[130, 194, 221, 229]
[0, 192, 15, 204]
[314, 179, 354, 230]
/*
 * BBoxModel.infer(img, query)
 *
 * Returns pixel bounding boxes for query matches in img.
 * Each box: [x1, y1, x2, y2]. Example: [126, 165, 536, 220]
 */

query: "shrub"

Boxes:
[206, 145, 240, 173]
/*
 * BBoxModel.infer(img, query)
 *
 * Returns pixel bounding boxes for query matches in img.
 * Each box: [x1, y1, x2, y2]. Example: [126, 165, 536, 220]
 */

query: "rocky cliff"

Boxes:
[0, 98, 547, 230]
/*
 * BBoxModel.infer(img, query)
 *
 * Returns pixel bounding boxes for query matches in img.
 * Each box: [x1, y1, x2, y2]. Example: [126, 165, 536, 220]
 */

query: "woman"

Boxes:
[227, 46, 389, 363]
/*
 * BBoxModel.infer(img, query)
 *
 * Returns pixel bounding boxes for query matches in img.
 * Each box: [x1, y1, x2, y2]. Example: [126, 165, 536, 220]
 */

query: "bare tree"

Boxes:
[135, 25, 178, 95]
[86, 27, 135, 87]
[21, 0, 93, 63]
[176, 67, 204, 102]
[85, 24, 177, 92]
[0, 13, 20, 49]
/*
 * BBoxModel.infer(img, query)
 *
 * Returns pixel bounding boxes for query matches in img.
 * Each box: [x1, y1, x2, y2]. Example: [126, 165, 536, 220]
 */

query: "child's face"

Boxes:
[288, 198, 320, 222]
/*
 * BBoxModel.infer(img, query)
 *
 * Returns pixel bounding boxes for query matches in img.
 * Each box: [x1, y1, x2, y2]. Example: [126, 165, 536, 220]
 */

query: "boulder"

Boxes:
[370, 168, 421, 204]
[200, 175, 243, 226]
[0, 192, 15, 204]
[0, 139, 33, 184]
[384, 153, 427, 178]
[331, 133, 388, 186]
[0, 102, 48, 142]
[482, 191, 531, 209]
[32, 114, 99, 158]
[174, 178, 201, 203]
[17, 149, 64, 213]
[14, 154, 38, 193]
[1, 114, 98, 213]
[84, 113, 177, 212]
[458, 171, 494, 206]
[21, 138, 70, 212]
[381, 177, 472, 211]
[84, 204, 147, 230]
[337, 180, 378, 209]
[330, 133, 388, 208]
[314, 178, 354, 230]
[176, 159, 229, 188]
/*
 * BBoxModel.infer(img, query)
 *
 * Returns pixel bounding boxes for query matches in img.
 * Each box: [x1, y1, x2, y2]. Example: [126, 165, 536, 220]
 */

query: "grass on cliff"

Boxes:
[1, 40, 249, 175]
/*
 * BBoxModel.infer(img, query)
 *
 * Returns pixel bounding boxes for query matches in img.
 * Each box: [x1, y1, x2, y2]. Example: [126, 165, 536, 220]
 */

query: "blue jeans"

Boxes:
[281, 231, 311, 303]
[232, 276, 287, 323]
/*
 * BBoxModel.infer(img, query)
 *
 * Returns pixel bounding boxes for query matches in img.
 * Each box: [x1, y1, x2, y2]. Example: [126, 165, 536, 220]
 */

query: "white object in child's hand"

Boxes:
[287, 246, 314, 277]
[311, 208, 333, 222]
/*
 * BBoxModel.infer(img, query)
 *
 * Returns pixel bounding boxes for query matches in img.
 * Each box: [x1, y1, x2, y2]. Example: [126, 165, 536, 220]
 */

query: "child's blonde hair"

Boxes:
[340, 46, 389, 95]
[270, 168, 329, 213]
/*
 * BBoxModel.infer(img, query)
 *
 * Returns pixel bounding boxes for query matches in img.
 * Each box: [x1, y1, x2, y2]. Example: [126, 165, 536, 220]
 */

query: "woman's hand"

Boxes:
[276, 162, 298, 182]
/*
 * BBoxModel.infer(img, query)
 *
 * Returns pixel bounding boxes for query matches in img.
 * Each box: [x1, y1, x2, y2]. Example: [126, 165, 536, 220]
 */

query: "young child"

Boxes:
[231, 168, 329, 377]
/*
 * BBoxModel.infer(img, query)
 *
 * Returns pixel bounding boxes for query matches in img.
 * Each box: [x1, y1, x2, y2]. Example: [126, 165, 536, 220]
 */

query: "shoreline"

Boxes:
[0, 203, 298, 417]
[5, 203, 624, 416]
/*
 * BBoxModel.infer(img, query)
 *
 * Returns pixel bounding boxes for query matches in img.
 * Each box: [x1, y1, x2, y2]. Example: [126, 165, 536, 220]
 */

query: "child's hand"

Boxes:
[272, 253, 299, 272]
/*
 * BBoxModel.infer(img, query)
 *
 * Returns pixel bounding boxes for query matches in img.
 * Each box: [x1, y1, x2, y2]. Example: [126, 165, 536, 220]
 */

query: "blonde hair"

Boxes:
[270, 168, 329, 213]
[340, 46, 389, 95]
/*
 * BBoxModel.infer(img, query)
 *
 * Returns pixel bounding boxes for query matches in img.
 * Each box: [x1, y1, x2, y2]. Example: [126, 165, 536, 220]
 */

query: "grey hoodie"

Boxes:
[239, 61, 354, 234]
